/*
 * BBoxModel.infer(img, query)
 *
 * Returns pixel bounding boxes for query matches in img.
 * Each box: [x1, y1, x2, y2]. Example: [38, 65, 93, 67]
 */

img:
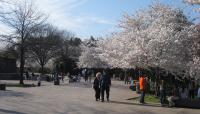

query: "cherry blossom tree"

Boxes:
[188, 25, 200, 79]
[78, 2, 200, 79]
[98, 3, 199, 78]
[184, 0, 200, 12]
[184, 0, 200, 5]
[77, 39, 108, 69]
[96, 34, 134, 68]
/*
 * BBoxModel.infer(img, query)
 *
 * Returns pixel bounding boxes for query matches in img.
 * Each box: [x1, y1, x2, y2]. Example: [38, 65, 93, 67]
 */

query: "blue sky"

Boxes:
[0, 0, 199, 39]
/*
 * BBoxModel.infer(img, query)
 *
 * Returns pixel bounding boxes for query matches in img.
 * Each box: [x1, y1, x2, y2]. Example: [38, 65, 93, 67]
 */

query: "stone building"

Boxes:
[0, 52, 19, 80]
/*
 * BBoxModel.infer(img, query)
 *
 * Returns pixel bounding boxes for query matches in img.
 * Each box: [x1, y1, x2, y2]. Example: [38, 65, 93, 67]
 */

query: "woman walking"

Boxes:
[93, 72, 101, 101]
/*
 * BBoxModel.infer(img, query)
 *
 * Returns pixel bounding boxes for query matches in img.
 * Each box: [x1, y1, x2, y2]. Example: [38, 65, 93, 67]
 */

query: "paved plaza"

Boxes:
[0, 80, 199, 114]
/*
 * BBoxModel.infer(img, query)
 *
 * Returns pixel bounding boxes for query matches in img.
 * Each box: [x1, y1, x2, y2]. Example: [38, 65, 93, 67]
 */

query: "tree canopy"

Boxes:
[77, 3, 200, 79]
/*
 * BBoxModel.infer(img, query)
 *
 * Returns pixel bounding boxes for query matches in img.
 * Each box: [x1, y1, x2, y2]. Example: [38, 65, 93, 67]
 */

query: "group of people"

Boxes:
[167, 83, 200, 107]
[138, 74, 200, 106]
[93, 71, 111, 102]
[24, 71, 35, 80]
[24, 71, 41, 86]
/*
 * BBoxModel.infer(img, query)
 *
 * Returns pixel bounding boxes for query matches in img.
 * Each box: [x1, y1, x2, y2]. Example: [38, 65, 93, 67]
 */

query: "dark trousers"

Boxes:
[124, 80, 128, 84]
[101, 87, 110, 101]
[94, 88, 100, 100]
[140, 91, 145, 103]
[38, 82, 41, 86]
[160, 90, 166, 104]
[189, 90, 195, 99]
[85, 76, 88, 82]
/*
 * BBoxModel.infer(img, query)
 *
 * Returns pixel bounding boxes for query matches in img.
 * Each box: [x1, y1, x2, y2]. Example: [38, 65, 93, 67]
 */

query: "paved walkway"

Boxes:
[0, 80, 199, 114]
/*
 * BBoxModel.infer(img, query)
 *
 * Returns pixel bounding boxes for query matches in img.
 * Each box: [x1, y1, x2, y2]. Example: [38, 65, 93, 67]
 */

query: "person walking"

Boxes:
[100, 71, 111, 102]
[61, 73, 64, 82]
[124, 74, 128, 85]
[37, 75, 41, 86]
[85, 75, 88, 82]
[93, 72, 101, 101]
[159, 80, 166, 106]
[84, 69, 88, 82]
[139, 74, 147, 104]
[32, 72, 35, 78]
[26, 71, 29, 80]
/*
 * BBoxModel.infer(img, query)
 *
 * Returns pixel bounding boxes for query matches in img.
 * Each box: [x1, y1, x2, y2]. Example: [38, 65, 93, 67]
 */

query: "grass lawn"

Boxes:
[128, 94, 160, 104]
[144, 94, 160, 103]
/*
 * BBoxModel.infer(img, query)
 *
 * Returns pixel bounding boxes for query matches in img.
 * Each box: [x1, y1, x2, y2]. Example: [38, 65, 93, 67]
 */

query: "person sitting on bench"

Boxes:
[168, 85, 180, 107]
[180, 86, 189, 100]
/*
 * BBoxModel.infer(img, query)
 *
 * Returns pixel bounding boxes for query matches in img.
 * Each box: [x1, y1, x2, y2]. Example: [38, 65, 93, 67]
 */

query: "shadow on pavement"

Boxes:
[110, 100, 165, 108]
[67, 82, 93, 88]
[0, 90, 31, 98]
[111, 84, 128, 89]
[0, 108, 26, 114]
[110, 100, 200, 109]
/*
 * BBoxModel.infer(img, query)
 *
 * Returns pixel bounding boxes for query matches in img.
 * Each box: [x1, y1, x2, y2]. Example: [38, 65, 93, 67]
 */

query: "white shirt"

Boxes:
[37, 76, 41, 83]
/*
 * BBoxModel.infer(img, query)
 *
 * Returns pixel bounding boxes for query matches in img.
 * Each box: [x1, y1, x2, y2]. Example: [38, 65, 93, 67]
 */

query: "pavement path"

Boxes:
[0, 80, 199, 114]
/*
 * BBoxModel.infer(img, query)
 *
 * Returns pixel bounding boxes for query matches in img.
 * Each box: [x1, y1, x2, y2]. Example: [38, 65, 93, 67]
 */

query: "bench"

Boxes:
[0, 84, 6, 90]
[174, 99, 200, 109]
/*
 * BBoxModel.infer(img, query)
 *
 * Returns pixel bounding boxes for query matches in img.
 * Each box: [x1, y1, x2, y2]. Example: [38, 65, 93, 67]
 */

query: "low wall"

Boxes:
[0, 73, 20, 80]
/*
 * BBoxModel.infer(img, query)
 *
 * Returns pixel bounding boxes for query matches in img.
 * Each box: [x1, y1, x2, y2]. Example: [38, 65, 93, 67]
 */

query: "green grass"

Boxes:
[128, 94, 160, 104]
[6, 83, 36, 88]
[144, 94, 160, 103]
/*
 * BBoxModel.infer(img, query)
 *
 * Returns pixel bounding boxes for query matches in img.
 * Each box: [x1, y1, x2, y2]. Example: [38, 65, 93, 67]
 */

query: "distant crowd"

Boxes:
[24, 69, 200, 107]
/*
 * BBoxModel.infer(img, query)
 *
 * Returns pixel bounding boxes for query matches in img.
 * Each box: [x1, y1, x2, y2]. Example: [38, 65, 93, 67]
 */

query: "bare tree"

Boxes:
[53, 31, 83, 73]
[0, 0, 47, 84]
[27, 25, 63, 74]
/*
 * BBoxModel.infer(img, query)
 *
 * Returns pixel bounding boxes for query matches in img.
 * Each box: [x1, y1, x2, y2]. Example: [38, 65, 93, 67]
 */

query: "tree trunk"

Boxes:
[124, 69, 127, 80]
[155, 68, 160, 96]
[19, 46, 24, 85]
[155, 78, 159, 96]
[41, 64, 44, 75]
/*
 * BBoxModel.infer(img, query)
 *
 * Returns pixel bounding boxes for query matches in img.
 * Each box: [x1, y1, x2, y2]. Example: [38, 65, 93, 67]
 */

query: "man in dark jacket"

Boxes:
[100, 71, 111, 102]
